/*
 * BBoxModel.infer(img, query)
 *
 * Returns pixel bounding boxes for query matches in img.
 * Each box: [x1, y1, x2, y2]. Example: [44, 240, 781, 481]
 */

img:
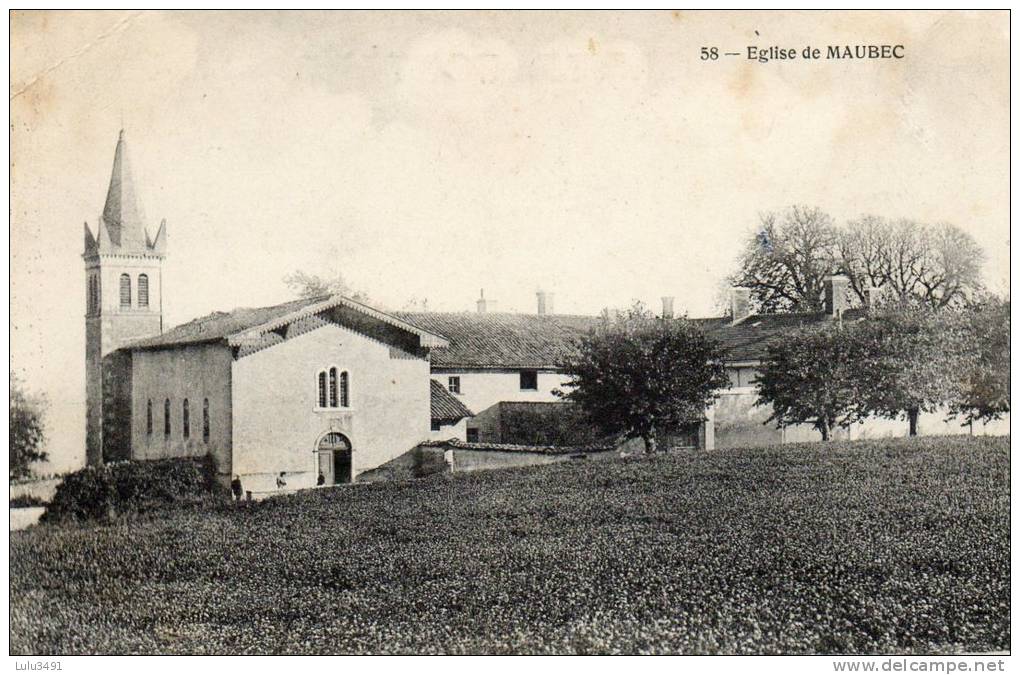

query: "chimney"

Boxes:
[661, 296, 675, 319]
[476, 289, 487, 314]
[730, 287, 751, 325]
[824, 275, 850, 318]
[536, 290, 547, 315]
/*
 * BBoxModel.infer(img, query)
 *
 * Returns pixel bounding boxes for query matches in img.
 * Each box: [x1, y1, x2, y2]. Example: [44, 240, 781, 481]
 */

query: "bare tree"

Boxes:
[838, 215, 894, 304]
[840, 217, 983, 309]
[732, 209, 985, 314]
[283, 270, 370, 303]
[729, 205, 839, 314]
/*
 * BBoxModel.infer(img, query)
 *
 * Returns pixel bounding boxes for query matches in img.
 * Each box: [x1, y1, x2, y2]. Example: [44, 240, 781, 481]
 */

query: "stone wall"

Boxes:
[131, 343, 234, 477]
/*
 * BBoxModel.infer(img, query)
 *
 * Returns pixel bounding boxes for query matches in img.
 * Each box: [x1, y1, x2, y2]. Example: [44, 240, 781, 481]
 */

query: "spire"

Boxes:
[99, 129, 149, 253]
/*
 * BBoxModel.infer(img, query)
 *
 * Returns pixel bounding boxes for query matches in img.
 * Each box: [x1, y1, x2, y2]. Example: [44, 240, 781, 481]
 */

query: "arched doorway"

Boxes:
[316, 432, 353, 485]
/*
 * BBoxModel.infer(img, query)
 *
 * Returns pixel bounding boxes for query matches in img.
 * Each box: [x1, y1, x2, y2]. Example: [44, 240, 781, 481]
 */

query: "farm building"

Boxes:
[83, 132, 1007, 491]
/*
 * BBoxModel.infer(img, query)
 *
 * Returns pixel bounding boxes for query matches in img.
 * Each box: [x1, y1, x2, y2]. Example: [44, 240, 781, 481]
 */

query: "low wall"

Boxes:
[9, 478, 62, 504]
[357, 446, 450, 483]
[358, 440, 621, 481]
[713, 391, 1010, 446]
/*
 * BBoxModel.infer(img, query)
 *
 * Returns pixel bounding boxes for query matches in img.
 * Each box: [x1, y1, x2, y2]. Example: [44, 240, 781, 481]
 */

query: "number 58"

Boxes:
[700, 47, 718, 60]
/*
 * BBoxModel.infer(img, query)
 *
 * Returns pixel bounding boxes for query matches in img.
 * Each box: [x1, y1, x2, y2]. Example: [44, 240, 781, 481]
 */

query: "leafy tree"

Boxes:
[729, 205, 839, 314]
[557, 304, 729, 453]
[283, 270, 369, 302]
[755, 324, 864, 440]
[850, 303, 969, 436]
[947, 295, 1010, 425]
[10, 372, 48, 481]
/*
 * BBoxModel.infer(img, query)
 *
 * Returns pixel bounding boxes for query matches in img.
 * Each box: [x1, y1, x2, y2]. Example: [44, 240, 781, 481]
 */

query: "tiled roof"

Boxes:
[419, 437, 618, 456]
[430, 380, 474, 422]
[397, 309, 865, 368]
[129, 295, 449, 352]
[129, 295, 863, 367]
[131, 296, 328, 349]
[700, 309, 867, 362]
[395, 312, 596, 369]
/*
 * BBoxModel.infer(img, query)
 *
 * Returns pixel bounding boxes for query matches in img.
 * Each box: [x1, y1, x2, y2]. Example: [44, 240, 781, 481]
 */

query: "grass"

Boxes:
[10, 436, 1009, 655]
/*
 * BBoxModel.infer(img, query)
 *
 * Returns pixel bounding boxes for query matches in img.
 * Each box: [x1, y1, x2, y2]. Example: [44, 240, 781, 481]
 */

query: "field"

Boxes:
[10, 436, 1009, 655]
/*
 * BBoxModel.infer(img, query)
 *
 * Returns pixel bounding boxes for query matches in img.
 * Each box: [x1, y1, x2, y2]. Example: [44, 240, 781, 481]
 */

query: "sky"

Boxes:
[9, 10, 1010, 471]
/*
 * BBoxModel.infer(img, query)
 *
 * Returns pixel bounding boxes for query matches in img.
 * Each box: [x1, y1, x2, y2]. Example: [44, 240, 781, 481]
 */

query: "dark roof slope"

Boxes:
[430, 380, 474, 422]
[129, 295, 451, 352]
[130, 296, 328, 349]
[129, 294, 864, 367]
[398, 309, 865, 368]
[702, 308, 867, 362]
[395, 312, 596, 369]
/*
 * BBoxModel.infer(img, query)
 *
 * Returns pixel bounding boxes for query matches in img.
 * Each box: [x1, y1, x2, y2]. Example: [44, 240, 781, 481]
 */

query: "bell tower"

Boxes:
[84, 130, 167, 466]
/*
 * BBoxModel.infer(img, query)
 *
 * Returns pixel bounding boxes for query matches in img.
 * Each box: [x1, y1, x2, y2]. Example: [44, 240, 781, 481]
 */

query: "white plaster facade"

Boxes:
[432, 369, 573, 423]
[231, 322, 431, 493]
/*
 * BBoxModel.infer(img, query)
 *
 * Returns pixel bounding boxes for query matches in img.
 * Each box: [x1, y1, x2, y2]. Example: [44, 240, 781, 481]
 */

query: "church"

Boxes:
[84, 133, 1002, 493]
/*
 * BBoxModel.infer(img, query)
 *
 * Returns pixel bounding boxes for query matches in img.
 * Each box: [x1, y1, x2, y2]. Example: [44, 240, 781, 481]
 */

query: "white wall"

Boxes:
[433, 369, 573, 420]
[429, 417, 467, 442]
[231, 322, 431, 493]
[131, 343, 234, 474]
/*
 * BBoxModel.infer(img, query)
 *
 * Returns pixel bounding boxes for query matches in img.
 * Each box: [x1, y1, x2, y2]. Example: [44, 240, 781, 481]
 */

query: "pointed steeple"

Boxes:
[99, 130, 149, 254]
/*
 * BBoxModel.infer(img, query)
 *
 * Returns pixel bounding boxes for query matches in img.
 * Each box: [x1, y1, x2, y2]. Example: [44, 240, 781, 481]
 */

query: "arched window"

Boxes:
[340, 371, 350, 408]
[119, 274, 131, 308]
[317, 371, 327, 408]
[146, 399, 153, 436]
[328, 367, 338, 408]
[182, 399, 190, 439]
[202, 398, 210, 443]
[164, 398, 171, 438]
[138, 274, 149, 308]
[316, 368, 350, 409]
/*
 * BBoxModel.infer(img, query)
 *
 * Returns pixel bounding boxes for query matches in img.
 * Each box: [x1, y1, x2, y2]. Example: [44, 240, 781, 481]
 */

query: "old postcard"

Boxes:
[8, 9, 1010, 663]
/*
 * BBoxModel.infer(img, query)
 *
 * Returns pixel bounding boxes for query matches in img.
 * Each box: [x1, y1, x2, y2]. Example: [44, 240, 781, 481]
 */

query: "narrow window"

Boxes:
[182, 399, 190, 439]
[466, 428, 479, 443]
[146, 399, 153, 436]
[317, 371, 327, 408]
[519, 370, 538, 391]
[328, 367, 338, 408]
[431, 420, 442, 432]
[87, 276, 100, 315]
[340, 371, 350, 407]
[448, 376, 461, 394]
[138, 274, 149, 308]
[119, 274, 131, 308]
[164, 398, 171, 438]
[203, 398, 210, 443]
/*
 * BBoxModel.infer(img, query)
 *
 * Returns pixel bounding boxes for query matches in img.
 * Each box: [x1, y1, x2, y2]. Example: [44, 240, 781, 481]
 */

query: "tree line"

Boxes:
[755, 297, 1009, 440]
[559, 205, 1005, 448]
[729, 205, 986, 313]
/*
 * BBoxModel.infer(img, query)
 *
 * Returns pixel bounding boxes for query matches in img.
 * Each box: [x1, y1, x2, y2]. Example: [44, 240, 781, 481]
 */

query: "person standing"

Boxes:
[230, 475, 243, 501]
